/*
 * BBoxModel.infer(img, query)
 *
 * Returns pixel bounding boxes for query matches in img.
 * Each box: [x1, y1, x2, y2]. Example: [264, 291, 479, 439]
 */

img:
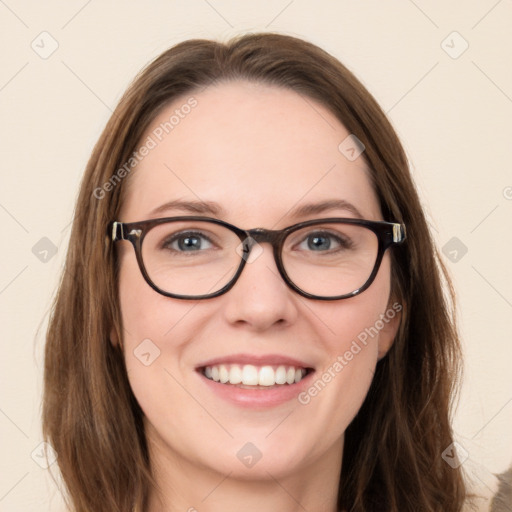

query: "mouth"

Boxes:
[199, 363, 314, 388]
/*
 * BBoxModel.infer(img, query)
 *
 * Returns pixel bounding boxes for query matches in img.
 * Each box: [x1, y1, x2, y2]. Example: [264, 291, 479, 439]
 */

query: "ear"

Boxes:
[109, 325, 122, 350]
[377, 302, 402, 360]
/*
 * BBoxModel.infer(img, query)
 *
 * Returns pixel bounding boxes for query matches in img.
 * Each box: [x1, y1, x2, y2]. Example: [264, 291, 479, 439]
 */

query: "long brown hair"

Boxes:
[43, 33, 467, 511]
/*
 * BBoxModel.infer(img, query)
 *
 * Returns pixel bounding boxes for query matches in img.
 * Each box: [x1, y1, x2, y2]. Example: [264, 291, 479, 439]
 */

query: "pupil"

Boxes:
[309, 235, 330, 250]
[179, 236, 200, 250]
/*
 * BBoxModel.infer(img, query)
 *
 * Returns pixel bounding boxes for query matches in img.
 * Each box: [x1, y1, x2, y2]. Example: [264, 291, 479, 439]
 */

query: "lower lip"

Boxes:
[197, 371, 315, 409]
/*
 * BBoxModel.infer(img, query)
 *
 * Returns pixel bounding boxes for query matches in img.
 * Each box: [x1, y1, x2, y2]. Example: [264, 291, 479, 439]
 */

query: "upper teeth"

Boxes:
[203, 364, 307, 386]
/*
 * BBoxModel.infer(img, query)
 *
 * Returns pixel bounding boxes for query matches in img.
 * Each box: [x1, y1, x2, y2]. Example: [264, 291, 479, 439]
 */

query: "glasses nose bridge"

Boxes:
[245, 227, 283, 252]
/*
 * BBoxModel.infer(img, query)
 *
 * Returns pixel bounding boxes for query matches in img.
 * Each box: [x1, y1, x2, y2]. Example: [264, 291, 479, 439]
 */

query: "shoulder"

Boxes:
[463, 462, 511, 512]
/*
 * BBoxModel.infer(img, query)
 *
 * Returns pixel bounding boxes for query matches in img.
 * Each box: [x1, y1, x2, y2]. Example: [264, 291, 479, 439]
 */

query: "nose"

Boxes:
[221, 242, 299, 331]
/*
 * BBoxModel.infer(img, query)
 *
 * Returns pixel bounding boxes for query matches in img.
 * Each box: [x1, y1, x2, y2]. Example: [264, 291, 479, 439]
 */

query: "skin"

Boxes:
[112, 81, 401, 512]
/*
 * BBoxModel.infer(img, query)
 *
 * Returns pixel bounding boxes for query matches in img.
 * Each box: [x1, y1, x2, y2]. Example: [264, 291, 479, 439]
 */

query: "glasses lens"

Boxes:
[141, 220, 242, 297]
[282, 222, 379, 297]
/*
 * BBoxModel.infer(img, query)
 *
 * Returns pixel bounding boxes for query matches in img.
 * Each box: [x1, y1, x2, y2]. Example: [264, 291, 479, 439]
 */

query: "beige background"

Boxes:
[1, 1, 511, 510]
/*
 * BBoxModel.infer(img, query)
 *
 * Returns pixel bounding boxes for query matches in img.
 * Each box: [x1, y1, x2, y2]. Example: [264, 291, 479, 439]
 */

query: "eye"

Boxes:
[296, 231, 352, 252]
[163, 231, 214, 252]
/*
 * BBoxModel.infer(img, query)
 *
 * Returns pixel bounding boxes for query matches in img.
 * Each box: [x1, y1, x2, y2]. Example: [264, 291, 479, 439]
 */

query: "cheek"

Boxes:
[299, 255, 393, 420]
[116, 249, 194, 399]
[317, 254, 392, 353]
[299, 310, 378, 433]
[117, 250, 163, 342]
[117, 247, 195, 340]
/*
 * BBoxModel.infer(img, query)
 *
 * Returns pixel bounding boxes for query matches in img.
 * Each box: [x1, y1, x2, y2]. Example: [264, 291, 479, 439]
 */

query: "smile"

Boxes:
[202, 364, 312, 387]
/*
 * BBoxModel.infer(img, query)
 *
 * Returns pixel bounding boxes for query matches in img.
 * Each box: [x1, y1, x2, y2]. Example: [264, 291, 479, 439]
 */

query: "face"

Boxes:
[114, 81, 400, 485]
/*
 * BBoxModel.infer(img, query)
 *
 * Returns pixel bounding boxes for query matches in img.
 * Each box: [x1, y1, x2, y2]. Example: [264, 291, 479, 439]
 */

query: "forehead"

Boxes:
[121, 81, 381, 224]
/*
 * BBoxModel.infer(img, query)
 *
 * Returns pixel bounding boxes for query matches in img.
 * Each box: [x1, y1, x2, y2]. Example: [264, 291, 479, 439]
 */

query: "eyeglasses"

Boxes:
[110, 216, 406, 301]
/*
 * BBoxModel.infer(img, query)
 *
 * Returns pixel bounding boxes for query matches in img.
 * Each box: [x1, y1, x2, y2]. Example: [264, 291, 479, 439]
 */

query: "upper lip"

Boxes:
[195, 353, 315, 370]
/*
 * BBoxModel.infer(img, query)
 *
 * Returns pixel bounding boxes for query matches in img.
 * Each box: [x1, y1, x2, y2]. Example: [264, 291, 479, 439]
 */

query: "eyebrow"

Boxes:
[149, 199, 222, 216]
[290, 199, 364, 219]
[148, 198, 365, 220]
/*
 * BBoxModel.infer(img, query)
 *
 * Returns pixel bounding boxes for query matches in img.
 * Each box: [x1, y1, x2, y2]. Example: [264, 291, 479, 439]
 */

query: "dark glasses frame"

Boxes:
[109, 216, 406, 301]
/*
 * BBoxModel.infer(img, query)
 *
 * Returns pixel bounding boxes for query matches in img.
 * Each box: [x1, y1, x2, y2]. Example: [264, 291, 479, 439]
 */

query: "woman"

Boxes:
[43, 33, 470, 511]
